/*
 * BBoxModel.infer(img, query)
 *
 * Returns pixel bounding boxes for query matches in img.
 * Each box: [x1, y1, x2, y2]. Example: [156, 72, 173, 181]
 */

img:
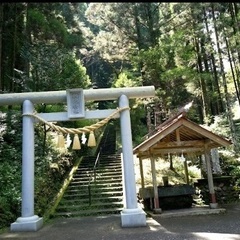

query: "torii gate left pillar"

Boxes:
[0, 86, 155, 231]
[11, 100, 43, 231]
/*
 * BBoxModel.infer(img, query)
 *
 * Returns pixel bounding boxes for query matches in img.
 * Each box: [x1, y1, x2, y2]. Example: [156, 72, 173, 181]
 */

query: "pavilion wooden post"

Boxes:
[181, 153, 190, 185]
[137, 157, 147, 211]
[139, 157, 145, 189]
[150, 157, 161, 213]
[204, 144, 218, 208]
[183, 157, 190, 185]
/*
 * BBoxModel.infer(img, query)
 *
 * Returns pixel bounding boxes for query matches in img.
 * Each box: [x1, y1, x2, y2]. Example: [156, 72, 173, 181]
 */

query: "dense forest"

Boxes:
[1, 2, 240, 229]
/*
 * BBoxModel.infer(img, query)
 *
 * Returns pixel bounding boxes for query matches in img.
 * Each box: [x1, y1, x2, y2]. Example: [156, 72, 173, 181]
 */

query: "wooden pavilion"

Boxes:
[133, 110, 232, 211]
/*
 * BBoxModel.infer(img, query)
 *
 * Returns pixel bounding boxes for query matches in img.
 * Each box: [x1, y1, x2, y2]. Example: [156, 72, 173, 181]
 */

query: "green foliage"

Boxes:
[112, 71, 138, 88]
[0, 162, 21, 229]
[129, 100, 149, 145]
[60, 58, 91, 89]
[48, 18, 68, 42]
[131, 45, 195, 115]
[0, 111, 22, 229]
[203, 114, 231, 141]
[198, 113, 240, 199]
[230, 166, 240, 185]
[220, 151, 240, 179]
[28, 8, 48, 32]
[20, 43, 91, 91]
[27, 4, 83, 48]
[34, 151, 75, 216]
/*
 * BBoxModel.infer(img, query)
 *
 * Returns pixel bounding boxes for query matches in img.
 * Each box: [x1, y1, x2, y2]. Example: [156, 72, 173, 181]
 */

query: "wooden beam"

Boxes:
[137, 147, 204, 156]
[155, 140, 206, 148]
[181, 119, 231, 147]
[135, 120, 182, 152]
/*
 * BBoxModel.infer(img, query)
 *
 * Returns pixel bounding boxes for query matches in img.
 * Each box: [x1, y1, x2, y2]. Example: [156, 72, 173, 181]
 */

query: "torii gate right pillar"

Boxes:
[119, 94, 146, 227]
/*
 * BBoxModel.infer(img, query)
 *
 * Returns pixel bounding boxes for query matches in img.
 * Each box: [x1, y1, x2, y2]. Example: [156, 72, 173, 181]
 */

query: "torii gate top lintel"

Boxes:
[0, 86, 155, 106]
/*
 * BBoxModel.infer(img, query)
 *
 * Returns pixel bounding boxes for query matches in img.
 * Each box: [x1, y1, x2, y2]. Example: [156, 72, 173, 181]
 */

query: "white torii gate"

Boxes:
[0, 86, 155, 231]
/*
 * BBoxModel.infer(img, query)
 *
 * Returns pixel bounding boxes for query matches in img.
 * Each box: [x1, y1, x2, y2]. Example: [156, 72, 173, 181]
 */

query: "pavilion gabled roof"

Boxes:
[133, 111, 232, 159]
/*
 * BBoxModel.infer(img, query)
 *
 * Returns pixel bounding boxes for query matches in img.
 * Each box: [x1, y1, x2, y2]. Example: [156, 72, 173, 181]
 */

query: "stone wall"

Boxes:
[194, 176, 239, 204]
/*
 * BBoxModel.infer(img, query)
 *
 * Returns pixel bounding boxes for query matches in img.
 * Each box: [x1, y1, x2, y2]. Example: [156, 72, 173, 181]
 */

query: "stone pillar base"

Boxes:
[10, 215, 43, 232]
[121, 208, 146, 227]
[153, 208, 162, 214]
[209, 203, 218, 209]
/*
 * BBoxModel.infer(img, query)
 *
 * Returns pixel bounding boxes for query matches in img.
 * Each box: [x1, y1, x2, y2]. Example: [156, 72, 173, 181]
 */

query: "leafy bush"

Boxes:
[0, 110, 22, 229]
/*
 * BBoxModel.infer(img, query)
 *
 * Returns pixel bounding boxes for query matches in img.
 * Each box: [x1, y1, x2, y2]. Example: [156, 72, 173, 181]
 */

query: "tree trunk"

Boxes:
[212, 3, 239, 151]
[0, 4, 3, 92]
[23, 3, 31, 80]
[229, 3, 240, 106]
[203, 4, 224, 116]
[225, 35, 240, 105]
[196, 37, 209, 123]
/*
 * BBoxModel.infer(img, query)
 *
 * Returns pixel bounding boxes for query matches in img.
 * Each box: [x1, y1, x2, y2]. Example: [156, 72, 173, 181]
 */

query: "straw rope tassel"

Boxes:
[72, 134, 81, 150]
[87, 131, 96, 147]
[57, 133, 65, 148]
[22, 107, 130, 149]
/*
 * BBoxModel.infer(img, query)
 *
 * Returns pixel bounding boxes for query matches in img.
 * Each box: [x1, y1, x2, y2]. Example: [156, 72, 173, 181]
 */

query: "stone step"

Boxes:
[63, 190, 123, 199]
[57, 201, 124, 211]
[76, 165, 122, 173]
[60, 196, 123, 205]
[68, 182, 123, 189]
[64, 188, 123, 195]
[69, 179, 122, 187]
[73, 171, 122, 179]
[63, 184, 123, 193]
[54, 207, 123, 217]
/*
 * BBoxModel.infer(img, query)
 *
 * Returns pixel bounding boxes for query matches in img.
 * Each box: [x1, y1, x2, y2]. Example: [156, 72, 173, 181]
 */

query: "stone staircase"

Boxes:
[53, 121, 125, 218]
[54, 154, 124, 218]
